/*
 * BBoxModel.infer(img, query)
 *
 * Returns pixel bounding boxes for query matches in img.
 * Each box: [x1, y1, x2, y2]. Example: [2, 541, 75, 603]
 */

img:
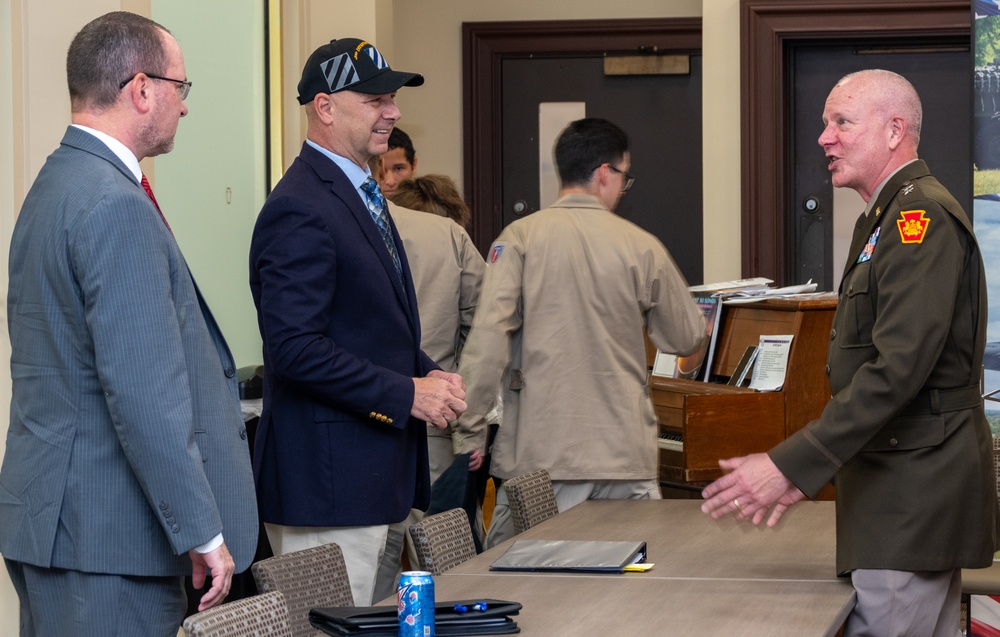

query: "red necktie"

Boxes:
[141, 174, 172, 233]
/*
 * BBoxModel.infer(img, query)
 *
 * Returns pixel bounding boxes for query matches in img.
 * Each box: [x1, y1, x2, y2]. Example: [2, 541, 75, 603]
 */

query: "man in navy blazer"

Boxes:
[250, 38, 467, 606]
[0, 12, 258, 636]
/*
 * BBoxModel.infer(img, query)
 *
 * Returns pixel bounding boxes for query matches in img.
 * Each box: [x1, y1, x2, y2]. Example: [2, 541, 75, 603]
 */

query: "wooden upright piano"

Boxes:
[649, 295, 837, 495]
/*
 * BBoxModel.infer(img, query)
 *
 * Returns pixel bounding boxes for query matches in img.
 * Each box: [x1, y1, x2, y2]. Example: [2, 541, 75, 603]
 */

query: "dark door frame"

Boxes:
[741, 0, 971, 286]
[462, 18, 702, 254]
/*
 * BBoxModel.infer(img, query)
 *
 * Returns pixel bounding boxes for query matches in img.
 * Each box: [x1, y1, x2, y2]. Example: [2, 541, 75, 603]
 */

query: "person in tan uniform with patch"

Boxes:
[454, 117, 707, 548]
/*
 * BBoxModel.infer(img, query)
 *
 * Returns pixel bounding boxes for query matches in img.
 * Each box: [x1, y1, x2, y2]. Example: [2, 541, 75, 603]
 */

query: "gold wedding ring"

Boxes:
[733, 498, 745, 514]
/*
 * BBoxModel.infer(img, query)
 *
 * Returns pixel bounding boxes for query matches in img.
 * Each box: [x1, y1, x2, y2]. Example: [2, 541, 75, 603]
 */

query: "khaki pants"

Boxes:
[264, 522, 389, 606]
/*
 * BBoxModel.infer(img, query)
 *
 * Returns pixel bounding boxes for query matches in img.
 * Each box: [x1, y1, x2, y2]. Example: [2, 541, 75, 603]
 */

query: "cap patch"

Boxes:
[897, 210, 929, 244]
[363, 42, 388, 70]
[320, 53, 360, 93]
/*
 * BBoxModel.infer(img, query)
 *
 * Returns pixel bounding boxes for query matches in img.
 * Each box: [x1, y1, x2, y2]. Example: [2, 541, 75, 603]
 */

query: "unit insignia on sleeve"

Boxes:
[897, 210, 929, 244]
[489, 244, 505, 263]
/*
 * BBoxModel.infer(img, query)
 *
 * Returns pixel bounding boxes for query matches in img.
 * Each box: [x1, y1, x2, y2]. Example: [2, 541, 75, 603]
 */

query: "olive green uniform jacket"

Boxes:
[770, 160, 999, 574]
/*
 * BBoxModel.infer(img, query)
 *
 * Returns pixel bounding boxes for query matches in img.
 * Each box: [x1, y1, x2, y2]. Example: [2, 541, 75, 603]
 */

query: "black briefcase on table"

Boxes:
[309, 599, 522, 636]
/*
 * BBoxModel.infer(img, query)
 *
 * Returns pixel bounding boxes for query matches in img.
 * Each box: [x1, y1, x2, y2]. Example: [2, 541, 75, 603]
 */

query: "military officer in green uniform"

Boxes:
[701, 69, 999, 636]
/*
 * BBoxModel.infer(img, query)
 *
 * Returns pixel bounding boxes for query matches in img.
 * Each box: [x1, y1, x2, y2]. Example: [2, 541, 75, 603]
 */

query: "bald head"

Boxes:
[818, 69, 924, 201]
[835, 69, 922, 148]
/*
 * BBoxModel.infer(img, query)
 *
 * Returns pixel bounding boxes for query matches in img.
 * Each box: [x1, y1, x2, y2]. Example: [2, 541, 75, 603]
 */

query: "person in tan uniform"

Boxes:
[371, 170, 486, 600]
[701, 69, 999, 636]
[390, 176, 486, 481]
[453, 117, 707, 548]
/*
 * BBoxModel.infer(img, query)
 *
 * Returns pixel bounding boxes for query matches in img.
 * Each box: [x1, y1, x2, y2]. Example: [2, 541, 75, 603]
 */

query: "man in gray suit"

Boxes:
[0, 12, 258, 636]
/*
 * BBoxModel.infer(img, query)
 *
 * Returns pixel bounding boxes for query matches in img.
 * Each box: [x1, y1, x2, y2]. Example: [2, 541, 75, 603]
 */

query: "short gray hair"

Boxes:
[66, 11, 169, 112]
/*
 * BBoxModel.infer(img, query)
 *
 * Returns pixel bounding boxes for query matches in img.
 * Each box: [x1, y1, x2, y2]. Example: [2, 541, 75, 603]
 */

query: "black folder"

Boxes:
[489, 539, 647, 573]
[309, 599, 522, 636]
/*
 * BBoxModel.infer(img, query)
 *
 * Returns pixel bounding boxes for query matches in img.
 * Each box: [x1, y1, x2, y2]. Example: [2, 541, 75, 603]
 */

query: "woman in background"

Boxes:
[391, 174, 472, 231]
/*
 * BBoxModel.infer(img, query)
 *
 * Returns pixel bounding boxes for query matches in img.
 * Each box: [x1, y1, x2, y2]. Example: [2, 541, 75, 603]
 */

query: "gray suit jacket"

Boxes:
[0, 126, 258, 576]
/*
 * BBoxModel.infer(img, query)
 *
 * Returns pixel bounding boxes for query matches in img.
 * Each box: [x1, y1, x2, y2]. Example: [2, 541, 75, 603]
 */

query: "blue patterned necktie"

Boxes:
[362, 177, 403, 282]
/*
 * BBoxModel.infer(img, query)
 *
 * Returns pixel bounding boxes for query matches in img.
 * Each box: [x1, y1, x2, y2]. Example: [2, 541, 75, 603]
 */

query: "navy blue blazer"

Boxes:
[250, 142, 438, 527]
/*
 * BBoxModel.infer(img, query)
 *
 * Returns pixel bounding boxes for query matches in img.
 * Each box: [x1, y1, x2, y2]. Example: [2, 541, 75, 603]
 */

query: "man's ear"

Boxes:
[593, 163, 610, 188]
[312, 93, 336, 125]
[886, 115, 906, 151]
[125, 74, 154, 114]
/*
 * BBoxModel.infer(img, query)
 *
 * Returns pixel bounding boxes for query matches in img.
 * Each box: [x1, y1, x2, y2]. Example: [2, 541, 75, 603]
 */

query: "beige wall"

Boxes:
[0, 1, 744, 631]
[701, 0, 741, 283]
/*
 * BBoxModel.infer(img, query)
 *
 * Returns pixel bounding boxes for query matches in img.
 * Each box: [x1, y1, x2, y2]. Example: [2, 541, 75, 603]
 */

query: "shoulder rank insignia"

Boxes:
[897, 210, 929, 244]
[488, 244, 505, 263]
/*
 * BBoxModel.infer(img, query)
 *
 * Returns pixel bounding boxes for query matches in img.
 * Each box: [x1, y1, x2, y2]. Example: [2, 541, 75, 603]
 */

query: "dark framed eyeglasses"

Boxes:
[119, 73, 192, 101]
[606, 164, 635, 193]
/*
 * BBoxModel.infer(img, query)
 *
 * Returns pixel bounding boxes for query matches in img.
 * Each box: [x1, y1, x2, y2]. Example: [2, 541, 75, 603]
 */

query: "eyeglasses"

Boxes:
[119, 73, 192, 101]
[593, 163, 635, 194]
[606, 164, 635, 193]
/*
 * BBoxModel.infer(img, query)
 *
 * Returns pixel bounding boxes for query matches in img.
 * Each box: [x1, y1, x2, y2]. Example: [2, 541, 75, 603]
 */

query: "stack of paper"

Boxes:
[723, 280, 820, 304]
[688, 277, 773, 294]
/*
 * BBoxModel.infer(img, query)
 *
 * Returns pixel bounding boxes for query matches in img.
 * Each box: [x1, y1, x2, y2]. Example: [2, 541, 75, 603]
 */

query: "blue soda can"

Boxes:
[397, 570, 435, 637]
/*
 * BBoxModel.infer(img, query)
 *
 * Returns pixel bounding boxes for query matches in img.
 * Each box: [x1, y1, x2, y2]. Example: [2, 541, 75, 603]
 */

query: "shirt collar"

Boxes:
[550, 192, 609, 211]
[71, 124, 142, 182]
[305, 139, 374, 198]
[865, 159, 918, 217]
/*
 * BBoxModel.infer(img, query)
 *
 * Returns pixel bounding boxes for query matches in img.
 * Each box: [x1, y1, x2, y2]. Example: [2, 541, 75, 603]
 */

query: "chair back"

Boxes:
[183, 591, 291, 636]
[503, 469, 559, 533]
[251, 542, 353, 637]
[407, 507, 478, 575]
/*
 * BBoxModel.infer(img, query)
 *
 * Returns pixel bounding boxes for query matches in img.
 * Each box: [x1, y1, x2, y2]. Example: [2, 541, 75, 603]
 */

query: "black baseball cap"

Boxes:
[297, 38, 424, 104]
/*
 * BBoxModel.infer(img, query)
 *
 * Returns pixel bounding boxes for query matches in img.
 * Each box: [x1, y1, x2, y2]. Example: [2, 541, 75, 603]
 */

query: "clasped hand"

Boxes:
[413, 370, 467, 429]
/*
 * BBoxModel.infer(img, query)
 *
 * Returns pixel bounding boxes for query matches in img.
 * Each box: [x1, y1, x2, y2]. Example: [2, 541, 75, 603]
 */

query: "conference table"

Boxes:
[428, 499, 855, 636]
